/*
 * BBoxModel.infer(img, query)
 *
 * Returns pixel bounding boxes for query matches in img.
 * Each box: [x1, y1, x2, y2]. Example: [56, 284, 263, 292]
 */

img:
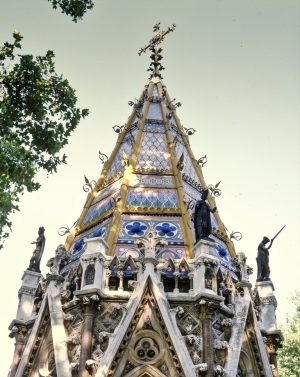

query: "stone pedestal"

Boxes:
[255, 281, 277, 332]
[193, 239, 219, 295]
[193, 239, 217, 259]
[16, 270, 42, 321]
[80, 237, 108, 291]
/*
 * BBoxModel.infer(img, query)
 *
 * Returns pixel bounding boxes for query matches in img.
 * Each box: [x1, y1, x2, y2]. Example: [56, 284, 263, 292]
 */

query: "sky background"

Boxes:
[0, 0, 299, 374]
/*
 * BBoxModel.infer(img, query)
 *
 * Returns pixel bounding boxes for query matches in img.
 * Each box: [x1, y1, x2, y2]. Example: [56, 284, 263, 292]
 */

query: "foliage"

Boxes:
[0, 32, 89, 249]
[278, 292, 300, 377]
[48, 0, 94, 22]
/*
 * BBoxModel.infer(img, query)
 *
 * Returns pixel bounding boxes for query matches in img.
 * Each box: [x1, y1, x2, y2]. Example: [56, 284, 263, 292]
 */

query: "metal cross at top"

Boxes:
[138, 23, 176, 80]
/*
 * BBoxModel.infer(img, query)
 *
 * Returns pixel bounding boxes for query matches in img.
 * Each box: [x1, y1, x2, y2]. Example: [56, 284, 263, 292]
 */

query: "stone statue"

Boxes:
[256, 237, 273, 282]
[47, 244, 68, 275]
[256, 226, 286, 282]
[28, 227, 45, 273]
[194, 189, 216, 243]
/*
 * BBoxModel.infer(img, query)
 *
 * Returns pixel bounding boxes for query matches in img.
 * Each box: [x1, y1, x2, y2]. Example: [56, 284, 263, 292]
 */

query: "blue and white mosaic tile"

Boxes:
[126, 189, 178, 209]
[131, 175, 174, 189]
[136, 132, 170, 171]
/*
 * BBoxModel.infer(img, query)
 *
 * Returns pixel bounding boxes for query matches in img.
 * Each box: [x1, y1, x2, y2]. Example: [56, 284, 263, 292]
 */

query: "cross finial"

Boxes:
[138, 23, 176, 80]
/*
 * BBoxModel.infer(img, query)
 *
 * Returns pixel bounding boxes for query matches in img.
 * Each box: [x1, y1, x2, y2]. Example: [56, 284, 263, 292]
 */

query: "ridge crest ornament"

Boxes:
[138, 22, 176, 79]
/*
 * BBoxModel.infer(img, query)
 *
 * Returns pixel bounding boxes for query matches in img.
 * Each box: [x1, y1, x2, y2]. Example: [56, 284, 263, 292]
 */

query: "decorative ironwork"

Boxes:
[168, 98, 182, 110]
[184, 127, 196, 136]
[128, 98, 144, 109]
[110, 197, 117, 208]
[98, 151, 108, 164]
[197, 155, 207, 167]
[83, 175, 96, 192]
[135, 110, 143, 119]
[230, 231, 243, 241]
[138, 23, 176, 79]
[208, 181, 222, 197]
[176, 153, 184, 171]
[112, 125, 124, 133]
[58, 225, 71, 236]
[224, 225, 242, 241]
[186, 199, 195, 211]
[182, 173, 203, 192]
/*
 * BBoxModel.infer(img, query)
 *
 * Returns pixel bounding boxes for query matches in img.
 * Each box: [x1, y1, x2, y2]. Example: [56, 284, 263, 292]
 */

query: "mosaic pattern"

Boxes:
[61, 223, 110, 273]
[125, 221, 148, 237]
[136, 132, 170, 171]
[118, 218, 184, 245]
[83, 191, 119, 225]
[126, 189, 178, 209]
[147, 102, 163, 120]
[152, 84, 159, 96]
[155, 222, 178, 238]
[131, 175, 174, 188]
[156, 247, 187, 260]
[92, 179, 122, 205]
[144, 122, 165, 133]
[175, 141, 200, 184]
[106, 125, 138, 179]
[169, 121, 184, 144]
[114, 245, 145, 259]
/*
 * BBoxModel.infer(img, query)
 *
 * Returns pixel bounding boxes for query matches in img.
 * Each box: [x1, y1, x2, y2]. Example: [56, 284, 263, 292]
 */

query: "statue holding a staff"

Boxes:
[256, 225, 285, 282]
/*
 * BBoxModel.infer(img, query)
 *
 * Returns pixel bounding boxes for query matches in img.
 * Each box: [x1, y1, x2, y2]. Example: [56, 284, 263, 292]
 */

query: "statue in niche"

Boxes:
[205, 269, 213, 290]
[194, 189, 216, 243]
[28, 226, 45, 273]
[256, 237, 273, 282]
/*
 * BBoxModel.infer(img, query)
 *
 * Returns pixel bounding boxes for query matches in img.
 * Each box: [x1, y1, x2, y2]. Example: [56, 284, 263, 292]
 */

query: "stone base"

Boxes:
[256, 280, 278, 332]
[192, 239, 217, 259]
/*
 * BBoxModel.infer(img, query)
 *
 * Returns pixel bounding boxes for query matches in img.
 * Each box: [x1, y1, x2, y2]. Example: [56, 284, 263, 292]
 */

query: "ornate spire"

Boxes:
[138, 23, 176, 80]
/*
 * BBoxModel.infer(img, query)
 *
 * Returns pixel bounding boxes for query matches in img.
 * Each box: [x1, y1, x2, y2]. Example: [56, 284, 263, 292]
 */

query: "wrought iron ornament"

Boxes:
[139, 23, 176, 80]
[98, 151, 108, 164]
[83, 175, 96, 192]
[197, 155, 207, 167]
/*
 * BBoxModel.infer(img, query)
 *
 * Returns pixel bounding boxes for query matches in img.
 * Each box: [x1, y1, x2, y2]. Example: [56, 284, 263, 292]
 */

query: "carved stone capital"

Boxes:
[260, 296, 277, 308]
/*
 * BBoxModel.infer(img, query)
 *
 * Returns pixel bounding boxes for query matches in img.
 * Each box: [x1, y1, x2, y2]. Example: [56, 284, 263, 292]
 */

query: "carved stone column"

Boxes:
[118, 271, 124, 291]
[197, 298, 220, 377]
[264, 333, 284, 377]
[78, 295, 98, 377]
[8, 323, 29, 377]
[174, 273, 179, 293]
[47, 275, 72, 377]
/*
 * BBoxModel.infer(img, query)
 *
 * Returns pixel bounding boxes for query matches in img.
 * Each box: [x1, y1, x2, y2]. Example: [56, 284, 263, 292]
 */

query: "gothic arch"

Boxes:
[84, 263, 95, 285]
[237, 349, 254, 377]
[123, 364, 168, 377]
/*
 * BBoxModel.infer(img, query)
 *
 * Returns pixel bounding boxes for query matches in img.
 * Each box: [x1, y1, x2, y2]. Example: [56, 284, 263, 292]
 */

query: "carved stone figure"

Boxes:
[256, 237, 273, 281]
[194, 189, 216, 242]
[28, 227, 45, 273]
[185, 334, 202, 364]
[47, 244, 68, 275]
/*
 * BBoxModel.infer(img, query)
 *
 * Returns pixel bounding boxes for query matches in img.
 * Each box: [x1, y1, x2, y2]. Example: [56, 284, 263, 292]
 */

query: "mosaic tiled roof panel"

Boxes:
[136, 131, 171, 171]
[66, 79, 235, 267]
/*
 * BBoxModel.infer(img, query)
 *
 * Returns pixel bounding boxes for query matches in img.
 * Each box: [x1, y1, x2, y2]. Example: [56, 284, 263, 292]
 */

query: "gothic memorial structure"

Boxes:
[8, 24, 283, 377]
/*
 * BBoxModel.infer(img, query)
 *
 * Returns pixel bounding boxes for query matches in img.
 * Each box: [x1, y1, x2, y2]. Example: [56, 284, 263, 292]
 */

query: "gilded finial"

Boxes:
[138, 23, 176, 80]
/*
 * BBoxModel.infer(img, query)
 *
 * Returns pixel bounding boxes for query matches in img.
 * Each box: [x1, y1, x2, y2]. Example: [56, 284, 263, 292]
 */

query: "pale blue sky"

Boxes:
[0, 0, 299, 373]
